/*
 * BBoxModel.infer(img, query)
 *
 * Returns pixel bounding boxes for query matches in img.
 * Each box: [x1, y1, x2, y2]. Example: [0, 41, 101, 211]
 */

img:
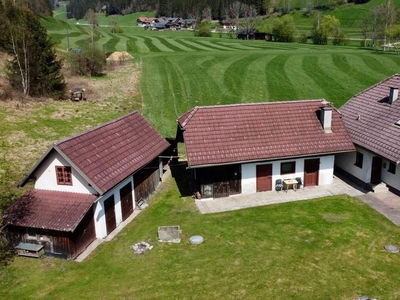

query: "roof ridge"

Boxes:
[349, 74, 400, 100]
[193, 99, 325, 110]
[56, 111, 138, 146]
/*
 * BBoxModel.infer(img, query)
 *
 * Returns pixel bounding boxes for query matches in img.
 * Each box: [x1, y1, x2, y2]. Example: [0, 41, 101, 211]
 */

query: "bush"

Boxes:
[298, 32, 308, 43]
[194, 22, 212, 37]
[68, 47, 106, 76]
[333, 30, 348, 46]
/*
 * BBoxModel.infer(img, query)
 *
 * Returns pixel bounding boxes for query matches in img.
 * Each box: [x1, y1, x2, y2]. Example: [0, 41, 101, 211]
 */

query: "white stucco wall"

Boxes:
[33, 150, 97, 194]
[335, 147, 374, 183]
[382, 160, 400, 191]
[241, 155, 334, 194]
[94, 176, 135, 239]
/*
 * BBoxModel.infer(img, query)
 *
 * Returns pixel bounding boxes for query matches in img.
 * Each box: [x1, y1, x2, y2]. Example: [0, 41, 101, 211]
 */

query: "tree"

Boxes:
[312, 14, 345, 45]
[385, 24, 400, 53]
[85, 8, 99, 47]
[272, 15, 296, 42]
[0, 1, 66, 98]
[237, 4, 261, 38]
[194, 21, 212, 37]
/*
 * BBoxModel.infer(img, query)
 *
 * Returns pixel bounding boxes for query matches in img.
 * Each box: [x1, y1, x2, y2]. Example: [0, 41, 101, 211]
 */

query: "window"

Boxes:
[388, 162, 396, 174]
[355, 152, 363, 168]
[281, 161, 295, 175]
[55, 166, 72, 185]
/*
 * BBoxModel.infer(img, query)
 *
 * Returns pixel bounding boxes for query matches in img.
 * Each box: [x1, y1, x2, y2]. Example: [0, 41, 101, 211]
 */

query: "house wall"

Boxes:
[94, 176, 135, 239]
[336, 146, 400, 192]
[241, 155, 335, 194]
[335, 147, 374, 184]
[34, 150, 97, 194]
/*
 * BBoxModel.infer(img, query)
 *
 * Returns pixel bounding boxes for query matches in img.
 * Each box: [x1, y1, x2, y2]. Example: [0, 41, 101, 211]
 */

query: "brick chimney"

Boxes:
[320, 101, 333, 133]
[389, 87, 398, 105]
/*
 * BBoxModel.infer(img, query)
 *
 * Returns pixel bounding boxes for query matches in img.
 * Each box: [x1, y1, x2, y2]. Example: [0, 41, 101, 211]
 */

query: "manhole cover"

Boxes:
[384, 244, 399, 253]
[190, 235, 204, 244]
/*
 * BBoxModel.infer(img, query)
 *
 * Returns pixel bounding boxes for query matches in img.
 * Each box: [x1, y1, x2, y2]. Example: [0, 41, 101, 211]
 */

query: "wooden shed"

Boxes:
[4, 190, 96, 259]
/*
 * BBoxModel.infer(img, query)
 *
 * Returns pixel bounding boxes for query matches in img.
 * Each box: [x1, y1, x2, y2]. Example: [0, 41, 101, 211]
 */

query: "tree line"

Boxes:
[67, 0, 362, 20]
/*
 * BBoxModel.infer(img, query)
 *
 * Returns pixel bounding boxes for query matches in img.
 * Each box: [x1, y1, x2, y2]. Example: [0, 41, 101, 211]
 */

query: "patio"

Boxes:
[195, 175, 367, 214]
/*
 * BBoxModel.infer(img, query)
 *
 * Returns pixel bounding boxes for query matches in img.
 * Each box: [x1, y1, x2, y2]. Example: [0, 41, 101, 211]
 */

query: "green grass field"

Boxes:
[46, 1, 400, 137]
[1, 174, 400, 299]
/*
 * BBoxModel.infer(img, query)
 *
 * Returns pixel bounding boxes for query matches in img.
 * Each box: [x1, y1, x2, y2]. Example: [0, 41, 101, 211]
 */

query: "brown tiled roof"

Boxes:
[339, 74, 400, 163]
[178, 100, 355, 167]
[54, 111, 170, 194]
[3, 190, 96, 232]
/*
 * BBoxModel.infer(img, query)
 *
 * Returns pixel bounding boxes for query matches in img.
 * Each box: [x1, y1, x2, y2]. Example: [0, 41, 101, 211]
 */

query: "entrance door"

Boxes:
[120, 182, 133, 221]
[371, 156, 382, 184]
[256, 164, 272, 192]
[304, 158, 319, 187]
[104, 196, 116, 235]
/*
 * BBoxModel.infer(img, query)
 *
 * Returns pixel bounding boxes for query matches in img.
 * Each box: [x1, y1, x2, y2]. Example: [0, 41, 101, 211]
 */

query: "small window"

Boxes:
[281, 161, 295, 175]
[355, 152, 363, 168]
[388, 162, 396, 174]
[55, 166, 72, 185]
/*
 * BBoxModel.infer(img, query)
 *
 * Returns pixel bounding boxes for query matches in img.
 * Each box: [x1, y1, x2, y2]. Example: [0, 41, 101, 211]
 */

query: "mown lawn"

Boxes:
[1, 172, 400, 299]
[43, 9, 400, 137]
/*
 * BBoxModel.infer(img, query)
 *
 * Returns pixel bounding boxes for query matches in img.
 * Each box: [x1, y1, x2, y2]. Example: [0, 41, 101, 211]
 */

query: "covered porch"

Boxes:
[195, 175, 366, 214]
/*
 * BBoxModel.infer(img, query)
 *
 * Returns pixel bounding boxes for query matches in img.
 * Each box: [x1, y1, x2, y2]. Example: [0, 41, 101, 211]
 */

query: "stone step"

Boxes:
[372, 182, 389, 193]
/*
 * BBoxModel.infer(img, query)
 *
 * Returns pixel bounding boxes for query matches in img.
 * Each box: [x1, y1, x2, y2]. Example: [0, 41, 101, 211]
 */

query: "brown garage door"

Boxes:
[120, 182, 133, 221]
[104, 196, 116, 235]
[256, 164, 272, 192]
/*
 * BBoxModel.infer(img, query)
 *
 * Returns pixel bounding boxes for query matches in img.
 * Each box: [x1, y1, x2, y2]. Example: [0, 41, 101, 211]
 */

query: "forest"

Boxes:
[66, 0, 371, 20]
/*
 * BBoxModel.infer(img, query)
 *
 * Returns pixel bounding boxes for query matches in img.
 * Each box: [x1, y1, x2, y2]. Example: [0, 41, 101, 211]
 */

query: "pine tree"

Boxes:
[0, 1, 66, 98]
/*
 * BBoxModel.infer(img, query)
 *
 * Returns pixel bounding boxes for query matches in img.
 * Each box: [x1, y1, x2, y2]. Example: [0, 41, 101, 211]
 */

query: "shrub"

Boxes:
[194, 22, 212, 37]
[68, 47, 106, 76]
[298, 32, 308, 43]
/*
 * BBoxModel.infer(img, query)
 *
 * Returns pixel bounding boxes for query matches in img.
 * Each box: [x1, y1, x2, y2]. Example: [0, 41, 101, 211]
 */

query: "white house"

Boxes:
[176, 100, 355, 198]
[336, 74, 400, 194]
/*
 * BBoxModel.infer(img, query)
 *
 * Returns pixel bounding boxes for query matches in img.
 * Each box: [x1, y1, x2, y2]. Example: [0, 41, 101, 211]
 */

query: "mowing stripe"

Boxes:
[215, 41, 260, 51]
[302, 55, 348, 106]
[126, 37, 139, 53]
[174, 39, 206, 51]
[265, 54, 298, 100]
[145, 36, 174, 52]
[141, 36, 162, 52]
[192, 40, 234, 51]
[103, 34, 120, 53]
[331, 54, 377, 88]
[240, 54, 276, 102]
[129, 35, 150, 53]
[281, 54, 326, 101]
[178, 39, 216, 51]
[152, 37, 186, 52]
[223, 54, 262, 99]
[159, 37, 195, 52]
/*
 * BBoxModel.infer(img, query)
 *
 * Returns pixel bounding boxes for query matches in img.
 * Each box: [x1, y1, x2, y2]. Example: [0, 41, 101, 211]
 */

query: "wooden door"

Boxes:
[256, 164, 272, 192]
[120, 182, 133, 221]
[371, 156, 382, 183]
[104, 196, 116, 235]
[304, 158, 319, 187]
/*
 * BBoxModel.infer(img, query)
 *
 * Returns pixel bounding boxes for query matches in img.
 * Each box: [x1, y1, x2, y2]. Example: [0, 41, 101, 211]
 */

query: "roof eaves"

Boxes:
[19, 146, 55, 187]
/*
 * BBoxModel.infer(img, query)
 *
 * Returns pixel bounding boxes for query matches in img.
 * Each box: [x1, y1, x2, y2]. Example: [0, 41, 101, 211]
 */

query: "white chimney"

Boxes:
[389, 87, 398, 105]
[320, 101, 333, 133]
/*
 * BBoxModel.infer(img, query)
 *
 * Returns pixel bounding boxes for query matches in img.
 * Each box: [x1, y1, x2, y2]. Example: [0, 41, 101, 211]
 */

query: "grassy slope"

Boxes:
[1, 175, 400, 299]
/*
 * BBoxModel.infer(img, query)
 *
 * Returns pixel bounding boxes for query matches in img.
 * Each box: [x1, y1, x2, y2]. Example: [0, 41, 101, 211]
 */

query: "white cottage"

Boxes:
[4, 111, 170, 259]
[176, 100, 355, 198]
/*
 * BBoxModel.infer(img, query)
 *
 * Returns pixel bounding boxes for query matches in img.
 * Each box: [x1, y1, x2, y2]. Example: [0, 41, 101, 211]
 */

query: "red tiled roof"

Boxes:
[55, 111, 170, 194]
[3, 190, 96, 232]
[178, 100, 355, 167]
[339, 74, 400, 163]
